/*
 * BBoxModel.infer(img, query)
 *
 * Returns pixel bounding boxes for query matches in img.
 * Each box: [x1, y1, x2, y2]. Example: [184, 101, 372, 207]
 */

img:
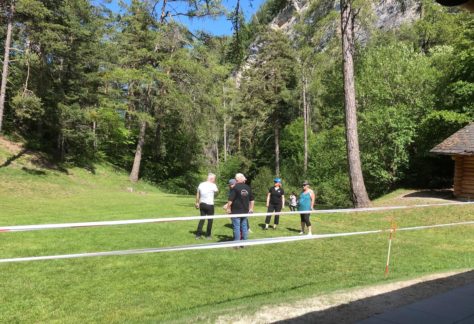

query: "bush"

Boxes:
[216, 155, 251, 190]
[160, 172, 202, 195]
[251, 166, 274, 202]
[317, 173, 352, 208]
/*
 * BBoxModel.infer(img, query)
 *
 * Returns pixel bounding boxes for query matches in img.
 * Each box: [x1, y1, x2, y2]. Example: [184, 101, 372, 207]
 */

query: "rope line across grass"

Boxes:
[1, 220, 473, 263]
[1, 201, 473, 233]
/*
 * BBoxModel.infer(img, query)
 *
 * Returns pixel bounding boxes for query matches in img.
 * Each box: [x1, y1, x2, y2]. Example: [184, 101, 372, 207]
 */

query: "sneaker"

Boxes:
[273, 225, 277, 230]
[195, 235, 202, 240]
[248, 228, 253, 233]
[205, 236, 212, 240]
[264, 226, 268, 230]
[308, 232, 312, 236]
[299, 231, 304, 235]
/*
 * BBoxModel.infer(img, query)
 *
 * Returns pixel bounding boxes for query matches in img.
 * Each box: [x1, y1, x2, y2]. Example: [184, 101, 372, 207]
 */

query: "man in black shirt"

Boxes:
[226, 173, 255, 241]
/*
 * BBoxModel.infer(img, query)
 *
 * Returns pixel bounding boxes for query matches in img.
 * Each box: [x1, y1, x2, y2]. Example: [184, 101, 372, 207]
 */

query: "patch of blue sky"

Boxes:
[94, 0, 265, 36]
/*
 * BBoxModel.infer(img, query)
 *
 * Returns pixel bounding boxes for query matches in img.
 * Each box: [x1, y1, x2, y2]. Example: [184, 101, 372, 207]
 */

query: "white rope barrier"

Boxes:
[1, 201, 473, 233]
[1, 220, 473, 263]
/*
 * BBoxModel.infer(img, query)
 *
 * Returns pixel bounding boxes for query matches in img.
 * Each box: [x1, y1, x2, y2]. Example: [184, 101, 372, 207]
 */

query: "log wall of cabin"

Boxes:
[454, 155, 474, 199]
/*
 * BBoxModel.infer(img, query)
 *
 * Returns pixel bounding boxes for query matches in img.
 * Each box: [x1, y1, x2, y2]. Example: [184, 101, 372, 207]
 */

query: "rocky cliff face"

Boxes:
[234, 0, 422, 84]
[270, 0, 421, 34]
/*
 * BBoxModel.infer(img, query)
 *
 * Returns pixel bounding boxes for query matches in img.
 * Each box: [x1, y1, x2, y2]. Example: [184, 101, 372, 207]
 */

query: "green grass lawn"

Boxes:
[1, 148, 473, 323]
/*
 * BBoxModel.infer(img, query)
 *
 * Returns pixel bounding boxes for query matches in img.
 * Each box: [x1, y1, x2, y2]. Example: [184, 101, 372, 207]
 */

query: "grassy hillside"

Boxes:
[1, 138, 473, 323]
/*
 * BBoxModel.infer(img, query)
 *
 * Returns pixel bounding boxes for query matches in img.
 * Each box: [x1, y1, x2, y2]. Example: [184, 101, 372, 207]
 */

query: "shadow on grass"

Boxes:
[21, 167, 47, 175]
[0, 148, 28, 168]
[286, 227, 301, 233]
[275, 270, 474, 324]
[216, 234, 233, 242]
[403, 189, 456, 201]
[0, 147, 70, 174]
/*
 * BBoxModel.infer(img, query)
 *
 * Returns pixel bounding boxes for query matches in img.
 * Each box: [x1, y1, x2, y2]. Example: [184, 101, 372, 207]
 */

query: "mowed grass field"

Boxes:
[1, 144, 473, 323]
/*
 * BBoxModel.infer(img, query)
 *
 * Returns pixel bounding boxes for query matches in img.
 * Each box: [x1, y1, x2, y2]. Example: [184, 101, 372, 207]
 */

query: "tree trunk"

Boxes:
[237, 128, 241, 152]
[92, 120, 97, 150]
[129, 121, 147, 182]
[215, 134, 219, 166]
[0, 1, 14, 132]
[223, 85, 227, 162]
[302, 74, 308, 173]
[275, 125, 280, 177]
[340, 0, 370, 208]
[223, 121, 227, 162]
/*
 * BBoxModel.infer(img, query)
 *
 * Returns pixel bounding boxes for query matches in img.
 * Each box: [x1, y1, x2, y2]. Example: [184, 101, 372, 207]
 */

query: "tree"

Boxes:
[239, 28, 297, 176]
[340, 0, 370, 207]
[0, 0, 14, 132]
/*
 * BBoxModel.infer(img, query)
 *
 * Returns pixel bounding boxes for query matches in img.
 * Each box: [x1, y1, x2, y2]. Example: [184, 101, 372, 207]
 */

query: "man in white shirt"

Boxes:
[195, 173, 218, 239]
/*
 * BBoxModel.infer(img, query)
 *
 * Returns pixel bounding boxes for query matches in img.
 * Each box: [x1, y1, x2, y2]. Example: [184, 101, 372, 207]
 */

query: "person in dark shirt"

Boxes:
[226, 173, 255, 242]
[264, 178, 285, 230]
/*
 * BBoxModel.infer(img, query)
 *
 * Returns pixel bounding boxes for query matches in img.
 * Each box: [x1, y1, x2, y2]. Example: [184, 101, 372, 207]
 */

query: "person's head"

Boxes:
[292, 191, 296, 196]
[436, 0, 474, 11]
[302, 181, 310, 191]
[228, 178, 236, 187]
[207, 173, 216, 183]
[274, 177, 282, 187]
[235, 173, 246, 183]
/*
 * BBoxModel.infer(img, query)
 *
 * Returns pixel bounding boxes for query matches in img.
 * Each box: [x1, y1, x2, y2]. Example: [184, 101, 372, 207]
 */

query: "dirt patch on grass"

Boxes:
[217, 270, 473, 323]
[0, 136, 23, 154]
[0, 136, 64, 172]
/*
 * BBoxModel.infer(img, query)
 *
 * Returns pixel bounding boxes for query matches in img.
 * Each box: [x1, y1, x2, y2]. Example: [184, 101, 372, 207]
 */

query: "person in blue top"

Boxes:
[298, 181, 316, 235]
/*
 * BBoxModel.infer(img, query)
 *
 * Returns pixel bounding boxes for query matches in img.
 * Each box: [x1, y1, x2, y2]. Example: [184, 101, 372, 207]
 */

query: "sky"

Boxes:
[102, 0, 266, 36]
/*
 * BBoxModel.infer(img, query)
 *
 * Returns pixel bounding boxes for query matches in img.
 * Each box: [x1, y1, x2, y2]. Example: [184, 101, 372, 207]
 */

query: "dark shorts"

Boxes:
[300, 213, 311, 226]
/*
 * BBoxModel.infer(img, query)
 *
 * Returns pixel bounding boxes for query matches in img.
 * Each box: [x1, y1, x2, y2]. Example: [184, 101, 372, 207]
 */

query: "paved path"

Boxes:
[357, 283, 474, 324]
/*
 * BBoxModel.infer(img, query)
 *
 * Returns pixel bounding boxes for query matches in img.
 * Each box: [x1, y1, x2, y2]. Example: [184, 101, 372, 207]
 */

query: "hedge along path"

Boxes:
[0, 202, 473, 263]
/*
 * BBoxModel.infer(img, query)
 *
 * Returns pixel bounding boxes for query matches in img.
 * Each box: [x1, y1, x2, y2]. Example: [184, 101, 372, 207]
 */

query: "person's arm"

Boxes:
[249, 189, 255, 213]
[227, 188, 236, 214]
[310, 190, 316, 210]
[281, 195, 285, 209]
[195, 189, 200, 209]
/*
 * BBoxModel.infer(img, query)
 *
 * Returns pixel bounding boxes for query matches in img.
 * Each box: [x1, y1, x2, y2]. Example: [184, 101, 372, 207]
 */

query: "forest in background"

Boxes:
[0, 0, 472, 207]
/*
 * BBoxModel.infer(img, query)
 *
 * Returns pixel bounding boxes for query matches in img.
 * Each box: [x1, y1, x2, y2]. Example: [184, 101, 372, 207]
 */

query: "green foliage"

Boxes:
[11, 91, 44, 123]
[407, 110, 471, 188]
[308, 126, 352, 207]
[57, 103, 96, 166]
[359, 106, 417, 196]
[238, 28, 298, 173]
[2, 0, 473, 201]
[251, 166, 273, 201]
[216, 154, 251, 189]
[417, 110, 471, 157]
[317, 173, 352, 208]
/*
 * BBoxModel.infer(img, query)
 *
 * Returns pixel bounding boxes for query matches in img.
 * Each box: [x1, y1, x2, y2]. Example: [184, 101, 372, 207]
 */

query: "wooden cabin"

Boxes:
[430, 122, 474, 199]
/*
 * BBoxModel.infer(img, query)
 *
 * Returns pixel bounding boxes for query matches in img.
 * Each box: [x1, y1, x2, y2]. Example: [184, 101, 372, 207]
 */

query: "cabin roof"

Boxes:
[431, 122, 474, 156]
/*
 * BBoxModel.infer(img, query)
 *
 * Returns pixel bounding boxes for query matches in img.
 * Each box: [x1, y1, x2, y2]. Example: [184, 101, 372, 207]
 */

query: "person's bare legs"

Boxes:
[300, 222, 305, 234]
